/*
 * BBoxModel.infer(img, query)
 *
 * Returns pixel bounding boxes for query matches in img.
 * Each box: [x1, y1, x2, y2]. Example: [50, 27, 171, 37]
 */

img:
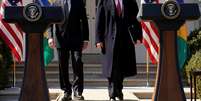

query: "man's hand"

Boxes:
[48, 38, 56, 49]
[134, 40, 141, 45]
[82, 41, 88, 50]
[96, 42, 105, 54]
[96, 42, 104, 48]
[136, 40, 141, 44]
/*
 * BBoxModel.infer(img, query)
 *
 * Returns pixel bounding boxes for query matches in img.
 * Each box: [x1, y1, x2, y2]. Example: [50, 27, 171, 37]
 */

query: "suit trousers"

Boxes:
[107, 67, 124, 98]
[57, 48, 84, 94]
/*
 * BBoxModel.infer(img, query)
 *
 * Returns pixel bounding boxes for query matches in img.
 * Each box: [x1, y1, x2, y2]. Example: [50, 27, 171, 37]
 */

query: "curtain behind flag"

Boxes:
[36, 0, 54, 67]
[0, 0, 24, 62]
[176, 0, 189, 70]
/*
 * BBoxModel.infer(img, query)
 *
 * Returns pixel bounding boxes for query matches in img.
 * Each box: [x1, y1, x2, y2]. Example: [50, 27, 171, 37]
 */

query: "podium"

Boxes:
[141, 1, 200, 101]
[3, 3, 63, 101]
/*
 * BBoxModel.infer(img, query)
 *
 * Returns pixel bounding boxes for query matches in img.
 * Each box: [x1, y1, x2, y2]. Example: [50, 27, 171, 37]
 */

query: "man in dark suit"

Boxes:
[96, 0, 142, 100]
[48, 0, 89, 100]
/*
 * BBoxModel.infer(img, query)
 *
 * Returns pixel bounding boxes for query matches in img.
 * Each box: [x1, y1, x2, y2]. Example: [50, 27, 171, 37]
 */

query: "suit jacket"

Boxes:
[49, 0, 89, 50]
[96, 0, 142, 78]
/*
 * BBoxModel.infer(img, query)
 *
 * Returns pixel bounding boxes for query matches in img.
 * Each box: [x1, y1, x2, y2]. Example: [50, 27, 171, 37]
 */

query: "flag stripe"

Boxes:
[150, 21, 159, 38]
[0, 3, 6, 19]
[141, 21, 159, 63]
[0, 22, 22, 55]
[143, 29, 159, 58]
[141, 0, 160, 64]
[1, 20, 23, 50]
[141, 22, 159, 51]
[0, 0, 24, 62]
[156, 0, 159, 3]
[142, 29, 159, 63]
[15, 24, 24, 34]
[11, 24, 24, 41]
[143, 36, 158, 63]
[0, 24, 22, 60]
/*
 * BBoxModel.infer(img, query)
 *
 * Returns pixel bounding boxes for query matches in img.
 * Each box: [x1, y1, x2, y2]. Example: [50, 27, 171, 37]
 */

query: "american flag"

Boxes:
[141, 0, 162, 64]
[0, 0, 24, 62]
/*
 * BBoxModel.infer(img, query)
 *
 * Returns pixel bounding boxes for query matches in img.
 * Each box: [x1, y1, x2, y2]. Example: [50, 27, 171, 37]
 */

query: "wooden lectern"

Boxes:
[3, 3, 63, 101]
[141, 1, 200, 101]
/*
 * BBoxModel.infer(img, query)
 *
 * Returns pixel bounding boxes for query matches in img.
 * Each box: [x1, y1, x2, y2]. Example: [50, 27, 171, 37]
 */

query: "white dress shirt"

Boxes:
[114, 0, 123, 11]
[67, 0, 71, 11]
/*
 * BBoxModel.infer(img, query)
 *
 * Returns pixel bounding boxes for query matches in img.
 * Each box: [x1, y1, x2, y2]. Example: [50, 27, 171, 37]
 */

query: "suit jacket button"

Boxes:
[112, 37, 114, 40]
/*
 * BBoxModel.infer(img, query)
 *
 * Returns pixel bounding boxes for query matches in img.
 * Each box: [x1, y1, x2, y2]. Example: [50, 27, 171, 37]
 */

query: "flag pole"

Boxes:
[12, 54, 16, 88]
[146, 50, 150, 87]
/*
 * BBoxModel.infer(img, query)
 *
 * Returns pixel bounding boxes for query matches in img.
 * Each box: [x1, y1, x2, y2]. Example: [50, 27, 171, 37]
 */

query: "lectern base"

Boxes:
[19, 33, 49, 101]
[152, 31, 185, 101]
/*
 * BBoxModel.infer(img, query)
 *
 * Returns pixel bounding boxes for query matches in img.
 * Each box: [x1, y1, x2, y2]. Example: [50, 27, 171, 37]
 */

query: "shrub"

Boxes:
[185, 50, 201, 99]
[185, 27, 201, 99]
[187, 27, 201, 54]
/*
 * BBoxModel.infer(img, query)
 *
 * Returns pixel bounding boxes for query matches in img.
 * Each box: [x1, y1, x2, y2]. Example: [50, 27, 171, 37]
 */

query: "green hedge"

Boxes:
[185, 50, 201, 99]
[185, 27, 201, 99]
[0, 38, 12, 90]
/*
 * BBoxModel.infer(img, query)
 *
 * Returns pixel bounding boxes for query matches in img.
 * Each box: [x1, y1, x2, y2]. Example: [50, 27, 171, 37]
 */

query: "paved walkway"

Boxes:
[51, 87, 192, 101]
[52, 87, 139, 101]
[0, 87, 197, 101]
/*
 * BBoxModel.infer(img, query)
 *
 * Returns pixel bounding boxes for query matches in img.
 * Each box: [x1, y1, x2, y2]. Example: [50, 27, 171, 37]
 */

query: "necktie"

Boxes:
[116, 0, 121, 16]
